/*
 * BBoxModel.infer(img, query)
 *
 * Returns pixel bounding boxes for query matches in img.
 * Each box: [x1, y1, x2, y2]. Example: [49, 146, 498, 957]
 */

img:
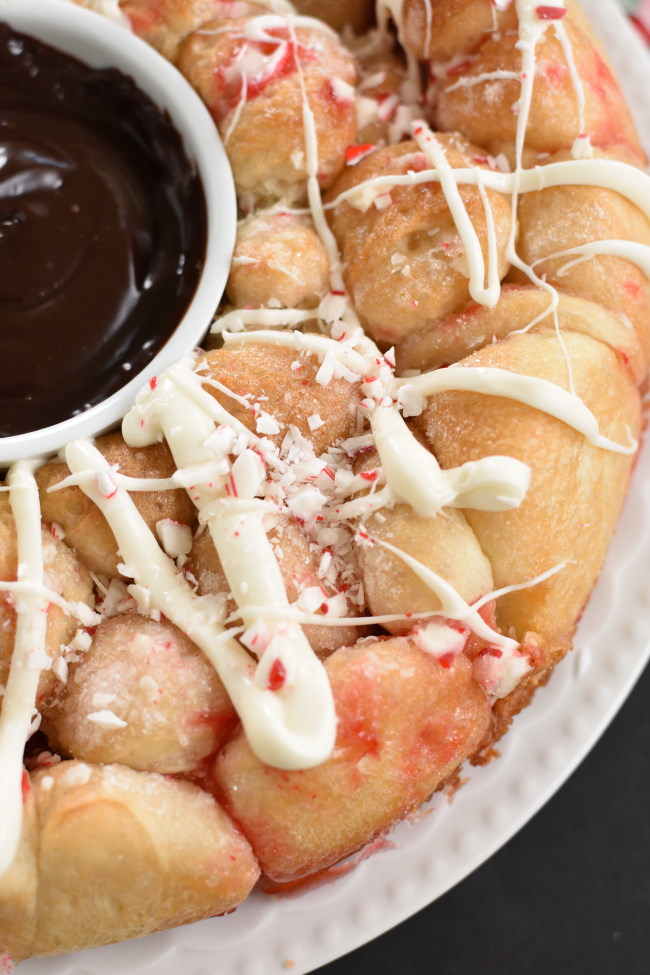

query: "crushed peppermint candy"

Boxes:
[345, 143, 377, 165]
[535, 5, 567, 18]
[87, 709, 128, 730]
[92, 692, 116, 708]
[156, 519, 193, 560]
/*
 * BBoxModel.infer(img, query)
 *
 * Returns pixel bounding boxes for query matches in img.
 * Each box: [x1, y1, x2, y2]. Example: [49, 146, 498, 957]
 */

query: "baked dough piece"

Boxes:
[354, 447, 496, 635]
[417, 326, 641, 650]
[227, 209, 330, 311]
[509, 147, 650, 369]
[3, 762, 260, 961]
[120, 0, 289, 60]
[190, 517, 363, 655]
[326, 135, 513, 344]
[432, 6, 644, 162]
[36, 432, 196, 578]
[42, 615, 237, 773]
[216, 635, 492, 883]
[0, 498, 94, 709]
[291, 0, 376, 33]
[397, 286, 648, 384]
[402, 0, 518, 61]
[176, 14, 358, 203]
[199, 343, 362, 452]
[0, 779, 38, 962]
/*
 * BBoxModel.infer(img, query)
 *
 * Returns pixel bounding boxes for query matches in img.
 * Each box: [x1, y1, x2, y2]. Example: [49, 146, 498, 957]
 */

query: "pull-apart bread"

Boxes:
[2, 0, 649, 961]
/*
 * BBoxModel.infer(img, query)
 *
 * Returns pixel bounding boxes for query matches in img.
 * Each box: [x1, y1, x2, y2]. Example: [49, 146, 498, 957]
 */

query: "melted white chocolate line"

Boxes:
[225, 328, 634, 455]
[504, 2, 576, 385]
[534, 240, 650, 279]
[64, 436, 336, 771]
[229, 554, 568, 631]
[122, 364, 337, 769]
[53, 469, 179, 494]
[357, 530, 520, 655]
[223, 327, 374, 375]
[399, 366, 637, 454]
[208, 12, 341, 147]
[327, 159, 650, 230]
[513, 0, 566, 167]
[506, 1, 580, 398]
[287, 17, 360, 310]
[0, 461, 48, 879]
[444, 71, 520, 93]
[412, 122, 501, 307]
[223, 71, 248, 146]
[370, 404, 531, 515]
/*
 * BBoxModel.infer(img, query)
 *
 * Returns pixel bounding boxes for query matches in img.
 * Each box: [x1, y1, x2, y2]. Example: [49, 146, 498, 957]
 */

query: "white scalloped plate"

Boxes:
[16, 1, 650, 973]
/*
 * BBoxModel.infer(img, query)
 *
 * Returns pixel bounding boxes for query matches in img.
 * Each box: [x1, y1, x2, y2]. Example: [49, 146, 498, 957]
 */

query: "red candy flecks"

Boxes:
[535, 5, 567, 19]
[267, 657, 287, 692]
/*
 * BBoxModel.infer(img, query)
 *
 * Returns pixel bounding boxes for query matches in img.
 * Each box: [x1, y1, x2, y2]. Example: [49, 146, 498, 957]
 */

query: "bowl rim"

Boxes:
[0, 0, 236, 466]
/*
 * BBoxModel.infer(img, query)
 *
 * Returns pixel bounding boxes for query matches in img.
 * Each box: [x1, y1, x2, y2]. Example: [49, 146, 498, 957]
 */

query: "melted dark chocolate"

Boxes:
[0, 23, 208, 437]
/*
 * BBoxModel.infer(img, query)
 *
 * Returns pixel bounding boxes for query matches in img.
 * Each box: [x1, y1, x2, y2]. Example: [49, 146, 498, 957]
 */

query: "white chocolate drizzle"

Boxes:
[64, 435, 337, 771]
[327, 159, 650, 232]
[399, 367, 637, 454]
[0, 462, 48, 879]
[412, 121, 501, 307]
[369, 404, 531, 514]
[534, 240, 650, 279]
[226, 328, 635, 454]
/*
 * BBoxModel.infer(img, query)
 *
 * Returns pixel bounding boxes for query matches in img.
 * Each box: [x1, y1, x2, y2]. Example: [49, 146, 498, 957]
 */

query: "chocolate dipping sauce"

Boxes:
[0, 23, 208, 437]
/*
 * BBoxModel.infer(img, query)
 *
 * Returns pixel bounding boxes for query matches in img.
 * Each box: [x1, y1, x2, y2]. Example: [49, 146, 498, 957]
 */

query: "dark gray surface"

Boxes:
[313, 661, 650, 975]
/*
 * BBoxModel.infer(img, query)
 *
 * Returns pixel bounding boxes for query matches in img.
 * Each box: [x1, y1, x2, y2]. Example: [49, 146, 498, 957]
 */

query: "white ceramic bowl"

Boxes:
[0, 0, 236, 465]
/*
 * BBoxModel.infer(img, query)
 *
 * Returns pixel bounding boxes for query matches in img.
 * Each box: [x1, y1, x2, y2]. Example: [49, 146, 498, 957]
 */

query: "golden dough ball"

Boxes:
[396, 286, 647, 387]
[43, 615, 237, 774]
[8, 762, 260, 960]
[326, 135, 513, 345]
[190, 517, 363, 656]
[36, 432, 197, 579]
[508, 147, 650, 371]
[353, 447, 493, 636]
[227, 209, 330, 310]
[401, 0, 517, 62]
[0, 770, 38, 961]
[120, 0, 273, 60]
[0, 497, 94, 710]
[291, 0, 376, 34]
[200, 343, 361, 454]
[177, 16, 358, 204]
[417, 327, 641, 648]
[216, 636, 491, 883]
[358, 503, 494, 636]
[434, 18, 644, 161]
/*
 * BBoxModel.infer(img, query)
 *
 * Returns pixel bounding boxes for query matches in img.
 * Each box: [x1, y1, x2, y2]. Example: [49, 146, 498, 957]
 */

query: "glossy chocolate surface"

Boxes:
[0, 23, 207, 437]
